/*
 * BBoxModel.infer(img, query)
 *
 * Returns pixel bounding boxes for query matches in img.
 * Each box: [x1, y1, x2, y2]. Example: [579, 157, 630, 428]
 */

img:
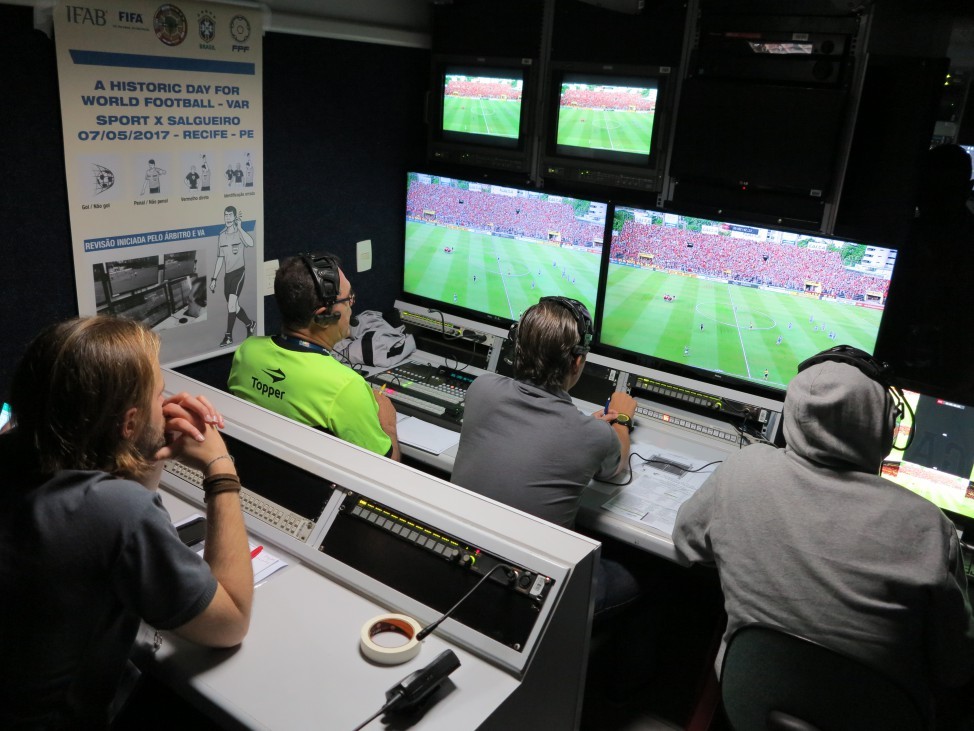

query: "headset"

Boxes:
[299, 252, 342, 325]
[796, 344, 915, 451]
[506, 296, 594, 365]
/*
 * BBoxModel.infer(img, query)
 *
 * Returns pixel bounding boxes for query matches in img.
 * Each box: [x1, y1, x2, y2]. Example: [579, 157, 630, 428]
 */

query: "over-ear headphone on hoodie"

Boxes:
[299, 252, 342, 325]
[797, 345, 914, 451]
[506, 296, 594, 365]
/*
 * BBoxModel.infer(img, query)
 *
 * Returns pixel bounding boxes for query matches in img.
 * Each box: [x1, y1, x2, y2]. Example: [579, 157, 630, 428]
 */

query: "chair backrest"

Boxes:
[720, 623, 928, 731]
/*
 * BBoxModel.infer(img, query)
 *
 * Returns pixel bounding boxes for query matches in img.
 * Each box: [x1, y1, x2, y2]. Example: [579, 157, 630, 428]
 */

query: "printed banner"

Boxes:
[54, 0, 264, 365]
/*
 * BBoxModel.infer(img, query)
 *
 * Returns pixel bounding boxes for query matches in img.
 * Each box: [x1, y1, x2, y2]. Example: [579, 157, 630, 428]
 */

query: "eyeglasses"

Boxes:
[333, 289, 355, 308]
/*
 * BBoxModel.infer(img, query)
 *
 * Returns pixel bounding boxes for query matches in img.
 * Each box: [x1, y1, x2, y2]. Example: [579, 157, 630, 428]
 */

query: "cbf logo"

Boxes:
[198, 9, 215, 43]
[66, 6, 107, 25]
[153, 4, 187, 46]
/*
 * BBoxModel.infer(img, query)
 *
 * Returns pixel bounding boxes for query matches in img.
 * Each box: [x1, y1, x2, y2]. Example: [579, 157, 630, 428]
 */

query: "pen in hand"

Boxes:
[604, 396, 612, 417]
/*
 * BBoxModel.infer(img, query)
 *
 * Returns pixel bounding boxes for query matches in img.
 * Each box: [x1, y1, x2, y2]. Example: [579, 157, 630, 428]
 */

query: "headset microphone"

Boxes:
[350, 314, 359, 328]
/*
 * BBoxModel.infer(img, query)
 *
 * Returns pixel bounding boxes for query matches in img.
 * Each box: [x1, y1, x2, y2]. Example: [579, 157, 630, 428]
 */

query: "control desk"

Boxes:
[153, 370, 599, 730]
[385, 301, 786, 564]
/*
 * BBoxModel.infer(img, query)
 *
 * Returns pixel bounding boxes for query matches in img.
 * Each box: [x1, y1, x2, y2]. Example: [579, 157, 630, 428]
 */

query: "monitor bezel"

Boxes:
[592, 205, 899, 402]
[401, 170, 611, 331]
[427, 54, 540, 174]
[540, 62, 674, 191]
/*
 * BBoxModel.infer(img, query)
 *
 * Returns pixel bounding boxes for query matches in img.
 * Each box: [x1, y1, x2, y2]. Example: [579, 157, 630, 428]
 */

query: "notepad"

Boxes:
[396, 415, 461, 455]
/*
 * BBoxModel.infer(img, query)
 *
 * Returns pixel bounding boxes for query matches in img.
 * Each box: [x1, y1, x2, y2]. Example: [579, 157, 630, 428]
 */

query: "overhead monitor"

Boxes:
[541, 63, 672, 193]
[882, 390, 974, 524]
[106, 256, 160, 299]
[403, 171, 608, 327]
[597, 207, 899, 397]
[427, 55, 539, 176]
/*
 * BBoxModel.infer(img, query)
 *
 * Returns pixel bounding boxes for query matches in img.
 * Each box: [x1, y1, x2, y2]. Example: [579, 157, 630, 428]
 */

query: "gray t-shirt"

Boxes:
[451, 373, 620, 528]
[0, 454, 217, 728]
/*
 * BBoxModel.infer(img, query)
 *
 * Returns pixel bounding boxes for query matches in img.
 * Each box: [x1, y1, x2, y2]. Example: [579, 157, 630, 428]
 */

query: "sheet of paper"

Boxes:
[396, 415, 461, 455]
[175, 515, 288, 586]
[602, 448, 718, 536]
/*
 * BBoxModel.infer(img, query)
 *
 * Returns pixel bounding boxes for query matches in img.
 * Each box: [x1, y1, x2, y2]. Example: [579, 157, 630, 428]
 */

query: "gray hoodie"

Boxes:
[674, 360, 974, 694]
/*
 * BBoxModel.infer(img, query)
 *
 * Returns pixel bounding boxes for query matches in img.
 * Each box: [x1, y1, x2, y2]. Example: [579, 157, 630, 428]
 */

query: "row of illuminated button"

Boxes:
[401, 312, 463, 336]
[352, 504, 463, 561]
[635, 380, 720, 410]
[373, 371, 465, 405]
[635, 405, 739, 443]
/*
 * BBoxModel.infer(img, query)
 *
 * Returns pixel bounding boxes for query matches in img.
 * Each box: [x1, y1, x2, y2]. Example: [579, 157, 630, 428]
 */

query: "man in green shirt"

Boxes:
[228, 253, 400, 460]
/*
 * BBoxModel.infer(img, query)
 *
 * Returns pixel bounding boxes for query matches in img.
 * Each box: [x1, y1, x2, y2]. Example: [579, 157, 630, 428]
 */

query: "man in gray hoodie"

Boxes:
[674, 350, 974, 700]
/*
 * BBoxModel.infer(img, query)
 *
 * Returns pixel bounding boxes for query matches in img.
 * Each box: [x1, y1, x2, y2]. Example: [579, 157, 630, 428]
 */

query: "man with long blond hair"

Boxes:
[0, 316, 253, 729]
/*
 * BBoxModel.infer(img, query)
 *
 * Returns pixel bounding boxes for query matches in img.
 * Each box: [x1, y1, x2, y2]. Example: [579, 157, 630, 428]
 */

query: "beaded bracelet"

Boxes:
[202, 473, 241, 503]
[204, 454, 234, 471]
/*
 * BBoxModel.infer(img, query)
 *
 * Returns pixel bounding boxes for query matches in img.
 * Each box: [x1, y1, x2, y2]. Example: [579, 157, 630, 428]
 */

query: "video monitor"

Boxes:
[598, 207, 898, 395]
[882, 390, 974, 523]
[554, 72, 660, 163]
[403, 172, 608, 326]
[428, 55, 538, 175]
[111, 283, 170, 329]
[163, 250, 197, 281]
[106, 256, 160, 299]
[540, 64, 672, 193]
[441, 66, 524, 148]
[168, 276, 192, 312]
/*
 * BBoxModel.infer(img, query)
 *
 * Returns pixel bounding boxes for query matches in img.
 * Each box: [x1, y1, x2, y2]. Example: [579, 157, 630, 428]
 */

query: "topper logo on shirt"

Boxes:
[252, 368, 286, 400]
[262, 367, 285, 384]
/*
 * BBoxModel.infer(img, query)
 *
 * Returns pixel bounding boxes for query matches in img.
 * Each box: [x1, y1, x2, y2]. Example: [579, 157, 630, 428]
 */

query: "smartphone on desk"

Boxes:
[176, 516, 206, 547]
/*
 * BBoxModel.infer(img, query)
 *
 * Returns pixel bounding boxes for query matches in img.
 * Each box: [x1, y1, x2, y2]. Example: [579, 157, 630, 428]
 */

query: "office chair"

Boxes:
[720, 623, 929, 731]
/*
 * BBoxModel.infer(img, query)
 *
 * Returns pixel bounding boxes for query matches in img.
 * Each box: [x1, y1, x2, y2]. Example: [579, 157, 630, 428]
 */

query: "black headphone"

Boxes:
[506, 296, 594, 364]
[300, 252, 341, 325]
[796, 345, 914, 451]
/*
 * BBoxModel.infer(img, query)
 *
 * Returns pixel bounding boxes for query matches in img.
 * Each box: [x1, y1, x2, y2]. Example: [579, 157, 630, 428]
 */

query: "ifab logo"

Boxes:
[66, 6, 107, 25]
[153, 4, 187, 46]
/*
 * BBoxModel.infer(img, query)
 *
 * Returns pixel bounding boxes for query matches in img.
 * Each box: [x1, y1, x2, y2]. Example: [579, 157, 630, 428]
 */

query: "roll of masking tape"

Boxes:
[360, 613, 424, 665]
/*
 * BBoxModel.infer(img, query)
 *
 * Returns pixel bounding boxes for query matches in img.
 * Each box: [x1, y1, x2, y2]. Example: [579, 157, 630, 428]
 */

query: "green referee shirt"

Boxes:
[228, 336, 393, 457]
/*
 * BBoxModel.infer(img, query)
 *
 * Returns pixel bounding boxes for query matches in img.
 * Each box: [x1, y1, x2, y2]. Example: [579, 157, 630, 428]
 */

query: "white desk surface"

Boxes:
[156, 490, 520, 731]
[384, 352, 739, 563]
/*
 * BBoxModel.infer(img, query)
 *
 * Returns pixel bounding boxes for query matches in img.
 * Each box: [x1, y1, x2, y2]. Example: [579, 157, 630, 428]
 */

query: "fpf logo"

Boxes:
[66, 6, 106, 25]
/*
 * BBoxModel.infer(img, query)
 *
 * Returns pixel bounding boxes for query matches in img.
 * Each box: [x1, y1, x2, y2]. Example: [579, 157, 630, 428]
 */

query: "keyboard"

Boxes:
[164, 460, 316, 541]
[368, 362, 475, 430]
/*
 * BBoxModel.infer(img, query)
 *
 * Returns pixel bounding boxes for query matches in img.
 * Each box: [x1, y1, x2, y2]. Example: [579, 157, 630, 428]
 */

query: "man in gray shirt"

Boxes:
[452, 296, 640, 616]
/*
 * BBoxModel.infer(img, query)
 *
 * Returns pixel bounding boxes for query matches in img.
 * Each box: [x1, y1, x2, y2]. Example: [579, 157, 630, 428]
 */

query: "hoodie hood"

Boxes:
[782, 360, 896, 472]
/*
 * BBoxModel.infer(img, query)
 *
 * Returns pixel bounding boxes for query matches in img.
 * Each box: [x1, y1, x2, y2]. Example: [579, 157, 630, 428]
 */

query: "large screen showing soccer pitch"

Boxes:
[882, 390, 974, 522]
[555, 74, 659, 159]
[442, 69, 523, 145]
[600, 207, 898, 392]
[403, 172, 607, 324]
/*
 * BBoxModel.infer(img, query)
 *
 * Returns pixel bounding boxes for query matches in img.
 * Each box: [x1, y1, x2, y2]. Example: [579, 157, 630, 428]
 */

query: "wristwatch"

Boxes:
[611, 413, 634, 432]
